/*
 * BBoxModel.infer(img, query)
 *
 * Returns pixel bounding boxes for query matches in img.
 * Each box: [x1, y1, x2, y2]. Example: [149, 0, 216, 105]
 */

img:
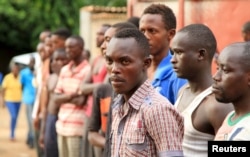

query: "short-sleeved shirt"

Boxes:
[19, 67, 36, 105]
[111, 80, 184, 157]
[88, 83, 113, 134]
[214, 111, 250, 140]
[2, 73, 22, 102]
[152, 51, 187, 104]
[54, 60, 91, 137]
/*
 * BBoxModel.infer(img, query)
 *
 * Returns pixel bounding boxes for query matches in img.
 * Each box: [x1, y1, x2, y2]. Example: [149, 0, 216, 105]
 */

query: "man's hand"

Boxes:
[70, 95, 86, 106]
[39, 133, 45, 149]
[0, 96, 5, 108]
[33, 117, 40, 131]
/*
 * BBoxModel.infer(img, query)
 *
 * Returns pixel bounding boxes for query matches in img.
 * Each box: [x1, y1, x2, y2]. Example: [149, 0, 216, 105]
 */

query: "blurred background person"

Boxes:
[0, 63, 22, 141]
[39, 48, 69, 157]
[20, 56, 37, 148]
[242, 21, 250, 42]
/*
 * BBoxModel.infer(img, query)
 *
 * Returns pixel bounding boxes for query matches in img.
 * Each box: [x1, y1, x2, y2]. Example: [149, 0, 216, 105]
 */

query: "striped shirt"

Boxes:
[55, 60, 91, 136]
[111, 80, 184, 157]
[214, 111, 250, 140]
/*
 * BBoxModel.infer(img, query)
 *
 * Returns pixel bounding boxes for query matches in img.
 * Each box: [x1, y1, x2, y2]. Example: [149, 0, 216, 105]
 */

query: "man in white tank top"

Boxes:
[171, 24, 233, 157]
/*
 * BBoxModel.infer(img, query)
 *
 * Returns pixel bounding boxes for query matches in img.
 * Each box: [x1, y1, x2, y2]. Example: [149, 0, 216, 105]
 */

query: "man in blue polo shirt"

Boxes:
[20, 55, 37, 148]
[139, 4, 187, 104]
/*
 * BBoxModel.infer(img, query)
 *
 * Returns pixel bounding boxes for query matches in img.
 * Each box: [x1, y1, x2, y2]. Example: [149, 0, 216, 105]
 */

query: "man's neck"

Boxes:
[151, 49, 169, 68]
[72, 55, 84, 66]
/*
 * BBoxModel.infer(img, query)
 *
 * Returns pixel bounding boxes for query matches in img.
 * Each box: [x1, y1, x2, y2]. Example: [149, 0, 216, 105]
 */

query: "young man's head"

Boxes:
[44, 35, 53, 58]
[51, 48, 69, 74]
[242, 21, 250, 42]
[139, 4, 176, 56]
[96, 24, 111, 48]
[39, 30, 51, 43]
[212, 42, 250, 104]
[100, 22, 137, 56]
[51, 28, 71, 51]
[105, 28, 151, 98]
[171, 24, 217, 79]
[11, 62, 19, 77]
[36, 42, 47, 61]
[65, 35, 84, 61]
[28, 55, 36, 71]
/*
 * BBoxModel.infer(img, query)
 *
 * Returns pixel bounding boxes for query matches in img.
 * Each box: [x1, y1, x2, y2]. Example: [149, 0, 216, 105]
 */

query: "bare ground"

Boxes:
[0, 104, 36, 157]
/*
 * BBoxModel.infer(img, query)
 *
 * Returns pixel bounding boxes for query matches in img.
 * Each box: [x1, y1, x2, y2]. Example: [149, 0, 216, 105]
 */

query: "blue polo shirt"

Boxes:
[151, 51, 187, 104]
[19, 67, 36, 106]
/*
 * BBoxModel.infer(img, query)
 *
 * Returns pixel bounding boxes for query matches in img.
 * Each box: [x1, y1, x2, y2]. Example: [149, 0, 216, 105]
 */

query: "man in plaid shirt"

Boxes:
[105, 28, 184, 157]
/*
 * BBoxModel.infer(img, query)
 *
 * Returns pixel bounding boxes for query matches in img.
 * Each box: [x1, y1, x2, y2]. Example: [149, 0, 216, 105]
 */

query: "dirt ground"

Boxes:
[0, 104, 36, 157]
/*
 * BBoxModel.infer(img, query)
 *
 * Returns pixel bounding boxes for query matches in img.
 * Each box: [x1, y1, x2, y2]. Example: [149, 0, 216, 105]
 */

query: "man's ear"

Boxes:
[168, 29, 176, 41]
[198, 48, 207, 61]
[247, 72, 250, 87]
[144, 56, 152, 69]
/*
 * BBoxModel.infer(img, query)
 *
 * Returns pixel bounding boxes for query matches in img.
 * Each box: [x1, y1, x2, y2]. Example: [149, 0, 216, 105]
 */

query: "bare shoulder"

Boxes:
[203, 93, 234, 133]
[204, 94, 233, 115]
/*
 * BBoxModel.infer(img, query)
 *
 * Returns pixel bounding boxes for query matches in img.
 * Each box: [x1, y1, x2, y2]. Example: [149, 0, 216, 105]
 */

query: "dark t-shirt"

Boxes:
[88, 83, 113, 133]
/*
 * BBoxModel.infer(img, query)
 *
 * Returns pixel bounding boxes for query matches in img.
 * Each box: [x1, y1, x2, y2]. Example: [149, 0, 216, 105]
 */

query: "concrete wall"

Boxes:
[80, 6, 127, 60]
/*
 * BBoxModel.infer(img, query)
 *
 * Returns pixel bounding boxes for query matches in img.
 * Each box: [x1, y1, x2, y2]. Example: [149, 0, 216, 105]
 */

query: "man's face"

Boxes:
[96, 26, 108, 48]
[51, 35, 66, 50]
[100, 27, 117, 56]
[51, 51, 69, 73]
[212, 46, 248, 103]
[105, 37, 146, 95]
[37, 43, 46, 61]
[65, 38, 82, 60]
[139, 14, 173, 56]
[44, 37, 53, 57]
[171, 32, 198, 79]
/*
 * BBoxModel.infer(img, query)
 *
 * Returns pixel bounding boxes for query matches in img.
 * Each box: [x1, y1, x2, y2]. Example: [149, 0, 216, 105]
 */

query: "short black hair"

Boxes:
[112, 22, 138, 32]
[127, 16, 140, 28]
[52, 28, 72, 40]
[242, 21, 250, 33]
[102, 23, 111, 28]
[68, 35, 84, 48]
[228, 42, 250, 71]
[142, 4, 176, 30]
[178, 24, 217, 61]
[114, 28, 150, 57]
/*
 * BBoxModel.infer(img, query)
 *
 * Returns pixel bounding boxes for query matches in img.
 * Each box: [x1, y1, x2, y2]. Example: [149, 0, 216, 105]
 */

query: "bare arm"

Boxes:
[0, 87, 5, 107]
[206, 95, 234, 134]
[88, 131, 106, 148]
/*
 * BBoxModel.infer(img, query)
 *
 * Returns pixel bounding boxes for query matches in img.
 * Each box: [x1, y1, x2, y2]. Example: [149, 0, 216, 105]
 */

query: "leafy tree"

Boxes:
[0, 0, 126, 54]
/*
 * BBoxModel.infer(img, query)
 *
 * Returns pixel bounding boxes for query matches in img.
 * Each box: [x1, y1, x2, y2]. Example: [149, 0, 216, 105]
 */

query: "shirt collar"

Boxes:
[67, 59, 89, 74]
[114, 80, 153, 111]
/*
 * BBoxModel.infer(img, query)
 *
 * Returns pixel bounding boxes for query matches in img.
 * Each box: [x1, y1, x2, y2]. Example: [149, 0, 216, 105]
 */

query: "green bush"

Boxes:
[0, 0, 126, 53]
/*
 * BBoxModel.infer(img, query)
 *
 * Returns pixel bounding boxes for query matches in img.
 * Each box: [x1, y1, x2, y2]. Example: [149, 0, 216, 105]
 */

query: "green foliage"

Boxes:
[0, 0, 126, 54]
[84, 0, 126, 6]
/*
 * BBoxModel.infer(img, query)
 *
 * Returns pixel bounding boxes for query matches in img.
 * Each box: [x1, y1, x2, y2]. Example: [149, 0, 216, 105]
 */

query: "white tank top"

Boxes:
[175, 86, 214, 157]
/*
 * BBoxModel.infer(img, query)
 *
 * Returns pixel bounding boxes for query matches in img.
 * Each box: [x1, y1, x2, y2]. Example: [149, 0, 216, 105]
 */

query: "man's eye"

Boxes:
[149, 29, 156, 33]
[140, 29, 145, 33]
[105, 58, 112, 65]
[122, 59, 130, 65]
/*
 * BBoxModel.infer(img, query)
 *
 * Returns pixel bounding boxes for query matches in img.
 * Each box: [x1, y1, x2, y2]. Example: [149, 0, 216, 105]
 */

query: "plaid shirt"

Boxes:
[111, 80, 184, 157]
[55, 60, 91, 136]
